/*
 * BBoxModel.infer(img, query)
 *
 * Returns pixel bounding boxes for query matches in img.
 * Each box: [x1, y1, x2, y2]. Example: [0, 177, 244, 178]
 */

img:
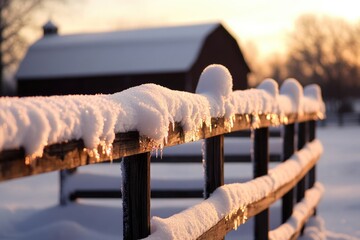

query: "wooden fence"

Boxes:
[0, 111, 323, 239]
[62, 129, 282, 202]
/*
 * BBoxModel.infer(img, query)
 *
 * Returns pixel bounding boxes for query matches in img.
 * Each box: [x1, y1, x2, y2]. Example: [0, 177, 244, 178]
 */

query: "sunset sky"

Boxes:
[33, 0, 359, 59]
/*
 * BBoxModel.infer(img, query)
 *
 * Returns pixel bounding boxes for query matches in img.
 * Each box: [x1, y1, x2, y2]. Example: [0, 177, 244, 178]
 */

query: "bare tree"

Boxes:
[282, 14, 360, 103]
[0, 0, 66, 95]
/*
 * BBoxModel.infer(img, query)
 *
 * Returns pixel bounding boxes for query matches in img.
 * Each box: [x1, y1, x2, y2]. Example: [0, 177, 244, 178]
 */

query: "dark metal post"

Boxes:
[59, 168, 77, 206]
[296, 122, 308, 202]
[59, 170, 68, 206]
[204, 135, 224, 199]
[308, 120, 317, 216]
[253, 127, 269, 240]
[281, 123, 295, 223]
[122, 153, 151, 240]
[308, 120, 316, 188]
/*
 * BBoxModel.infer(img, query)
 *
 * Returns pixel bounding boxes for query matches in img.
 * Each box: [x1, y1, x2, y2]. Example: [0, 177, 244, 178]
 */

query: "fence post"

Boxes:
[307, 120, 317, 215]
[253, 127, 269, 240]
[296, 122, 308, 202]
[281, 123, 295, 223]
[122, 153, 151, 240]
[204, 135, 224, 199]
[308, 120, 316, 188]
[59, 168, 77, 206]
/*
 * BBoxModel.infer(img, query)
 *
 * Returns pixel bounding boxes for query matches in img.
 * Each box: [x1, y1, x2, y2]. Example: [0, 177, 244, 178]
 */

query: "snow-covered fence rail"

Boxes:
[0, 65, 325, 239]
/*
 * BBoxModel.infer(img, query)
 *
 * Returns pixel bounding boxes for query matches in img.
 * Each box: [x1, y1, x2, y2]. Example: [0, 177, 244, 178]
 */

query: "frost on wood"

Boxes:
[144, 140, 323, 240]
[0, 64, 325, 162]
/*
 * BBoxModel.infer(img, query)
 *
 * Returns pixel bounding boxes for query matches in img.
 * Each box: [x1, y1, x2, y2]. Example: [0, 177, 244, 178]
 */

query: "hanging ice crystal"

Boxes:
[25, 154, 38, 166]
[280, 114, 288, 125]
[83, 147, 100, 160]
[251, 113, 260, 129]
[160, 147, 163, 159]
[245, 114, 251, 127]
[250, 128, 255, 163]
[120, 157, 125, 199]
[99, 141, 113, 162]
[225, 205, 249, 230]
[171, 121, 175, 132]
[225, 115, 235, 132]
[201, 139, 207, 199]
[239, 205, 248, 225]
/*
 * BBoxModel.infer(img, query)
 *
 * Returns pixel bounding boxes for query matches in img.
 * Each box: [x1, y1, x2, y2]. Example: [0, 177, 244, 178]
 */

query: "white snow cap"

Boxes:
[196, 64, 234, 118]
[257, 78, 279, 98]
[280, 78, 303, 114]
[196, 64, 233, 99]
[304, 84, 326, 114]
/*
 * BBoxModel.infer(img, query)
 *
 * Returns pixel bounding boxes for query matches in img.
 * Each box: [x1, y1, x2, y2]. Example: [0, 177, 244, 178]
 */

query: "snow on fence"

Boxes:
[0, 64, 325, 239]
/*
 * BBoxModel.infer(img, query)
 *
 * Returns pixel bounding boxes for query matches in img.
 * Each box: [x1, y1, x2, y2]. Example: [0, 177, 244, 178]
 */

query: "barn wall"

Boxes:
[17, 72, 186, 96]
[189, 25, 250, 92]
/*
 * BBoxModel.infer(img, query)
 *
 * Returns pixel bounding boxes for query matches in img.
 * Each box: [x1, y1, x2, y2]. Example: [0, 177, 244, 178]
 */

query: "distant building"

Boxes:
[17, 21, 250, 96]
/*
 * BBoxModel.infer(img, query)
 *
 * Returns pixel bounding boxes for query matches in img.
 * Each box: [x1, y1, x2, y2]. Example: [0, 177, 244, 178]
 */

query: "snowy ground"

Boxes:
[0, 126, 359, 239]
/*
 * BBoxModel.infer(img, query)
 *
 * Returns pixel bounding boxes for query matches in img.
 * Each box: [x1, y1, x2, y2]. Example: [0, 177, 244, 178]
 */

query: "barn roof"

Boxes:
[17, 22, 224, 80]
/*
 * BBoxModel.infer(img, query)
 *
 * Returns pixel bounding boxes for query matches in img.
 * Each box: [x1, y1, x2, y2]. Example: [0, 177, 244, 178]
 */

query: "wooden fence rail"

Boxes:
[63, 129, 282, 203]
[0, 112, 322, 240]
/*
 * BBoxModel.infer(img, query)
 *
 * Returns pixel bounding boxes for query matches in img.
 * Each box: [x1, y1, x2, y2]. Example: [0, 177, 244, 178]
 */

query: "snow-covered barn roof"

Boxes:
[17, 23, 224, 80]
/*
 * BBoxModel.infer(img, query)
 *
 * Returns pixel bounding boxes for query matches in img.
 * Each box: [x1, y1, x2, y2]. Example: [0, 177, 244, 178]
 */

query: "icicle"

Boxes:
[245, 114, 250, 127]
[120, 157, 125, 198]
[280, 114, 288, 125]
[106, 144, 113, 163]
[25, 154, 38, 166]
[83, 148, 100, 160]
[251, 113, 260, 129]
[201, 139, 207, 199]
[250, 129, 255, 163]
[239, 205, 248, 225]
[317, 111, 325, 120]
[267, 113, 280, 126]
[99, 141, 113, 162]
[225, 115, 235, 132]
[225, 205, 248, 231]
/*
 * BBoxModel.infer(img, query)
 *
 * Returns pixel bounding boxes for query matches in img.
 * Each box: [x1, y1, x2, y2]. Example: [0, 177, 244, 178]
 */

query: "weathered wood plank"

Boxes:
[0, 113, 322, 182]
[197, 153, 321, 240]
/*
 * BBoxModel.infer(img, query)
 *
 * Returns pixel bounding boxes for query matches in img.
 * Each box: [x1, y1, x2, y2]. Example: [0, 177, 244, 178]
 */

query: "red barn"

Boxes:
[17, 22, 250, 96]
